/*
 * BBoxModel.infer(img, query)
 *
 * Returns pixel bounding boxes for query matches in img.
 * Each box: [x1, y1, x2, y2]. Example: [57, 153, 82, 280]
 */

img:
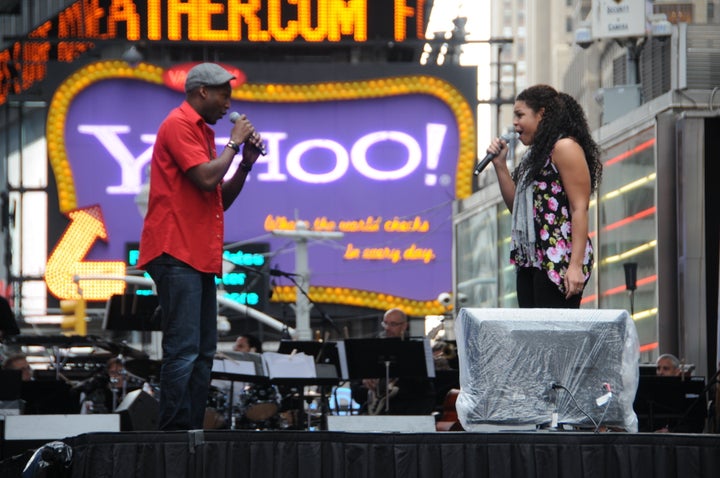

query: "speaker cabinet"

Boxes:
[115, 390, 159, 431]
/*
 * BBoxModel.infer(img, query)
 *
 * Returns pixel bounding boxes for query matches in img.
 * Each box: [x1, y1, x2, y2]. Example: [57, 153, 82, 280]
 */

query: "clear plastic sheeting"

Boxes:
[455, 308, 639, 432]
[22, 440, 73, 478]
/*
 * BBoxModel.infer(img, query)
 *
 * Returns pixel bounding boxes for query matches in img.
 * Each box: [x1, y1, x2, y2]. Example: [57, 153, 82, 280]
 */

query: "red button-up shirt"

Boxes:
[138, 101, 224, 275]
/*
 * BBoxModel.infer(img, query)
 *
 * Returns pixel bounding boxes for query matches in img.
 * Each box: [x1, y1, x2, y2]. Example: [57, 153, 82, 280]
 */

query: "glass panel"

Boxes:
[6, 122, 21, 189]
[20, 136, 48, 188]
[497, 208, 516, 307]
[2, 103, 50, 318]
[583, 189, 599, 309]
[21, 191, 47, 276]
[21, 280, 48, 320]
[456, 205, 498, 308]
[596, 128, 657, 352]
[8, 191, 21, 278]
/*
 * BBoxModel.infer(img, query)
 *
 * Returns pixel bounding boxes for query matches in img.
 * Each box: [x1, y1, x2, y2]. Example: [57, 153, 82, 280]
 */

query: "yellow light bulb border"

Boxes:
[270, 285, 450, 317]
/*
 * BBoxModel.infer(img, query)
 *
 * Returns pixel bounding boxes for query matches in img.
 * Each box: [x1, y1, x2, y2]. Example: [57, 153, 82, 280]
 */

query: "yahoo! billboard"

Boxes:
[46, 61, 476, 315]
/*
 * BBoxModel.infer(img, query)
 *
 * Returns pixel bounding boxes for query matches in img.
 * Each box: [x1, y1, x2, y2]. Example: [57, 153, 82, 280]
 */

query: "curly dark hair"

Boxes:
[512, 85, 602, 192]
[238, 334, 263, 353]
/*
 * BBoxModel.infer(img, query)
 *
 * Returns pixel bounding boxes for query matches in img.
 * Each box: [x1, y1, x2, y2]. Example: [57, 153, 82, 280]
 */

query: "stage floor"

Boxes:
[3, 429, 720, 478]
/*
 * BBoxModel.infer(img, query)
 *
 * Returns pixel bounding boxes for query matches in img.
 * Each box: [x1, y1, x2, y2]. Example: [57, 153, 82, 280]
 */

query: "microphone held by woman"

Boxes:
[474, 131, 519, 175]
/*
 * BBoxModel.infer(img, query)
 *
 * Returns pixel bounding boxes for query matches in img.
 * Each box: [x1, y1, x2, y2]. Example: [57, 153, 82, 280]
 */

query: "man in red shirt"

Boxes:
[138, 62, 264, 430]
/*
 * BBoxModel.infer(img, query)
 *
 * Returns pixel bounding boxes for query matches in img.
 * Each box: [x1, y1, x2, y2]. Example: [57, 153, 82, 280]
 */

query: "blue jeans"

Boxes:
[146, 254, 217, 430]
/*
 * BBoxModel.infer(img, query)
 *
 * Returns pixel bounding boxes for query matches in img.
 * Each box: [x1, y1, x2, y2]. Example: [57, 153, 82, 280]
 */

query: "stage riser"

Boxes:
[62, 431, 720, 478]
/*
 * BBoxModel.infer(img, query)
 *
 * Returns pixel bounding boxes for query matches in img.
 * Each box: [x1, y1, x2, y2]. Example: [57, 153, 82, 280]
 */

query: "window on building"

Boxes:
[596, 128, 657, 358]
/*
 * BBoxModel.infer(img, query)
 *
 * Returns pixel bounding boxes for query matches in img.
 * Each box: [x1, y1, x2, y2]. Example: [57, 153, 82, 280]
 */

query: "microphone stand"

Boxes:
[274, 270, 342, 338]
[274, 269, 340, 429]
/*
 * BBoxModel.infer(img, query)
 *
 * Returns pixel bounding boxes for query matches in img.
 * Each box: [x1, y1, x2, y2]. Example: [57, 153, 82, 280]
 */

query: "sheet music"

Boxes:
[222, 351, 266, 375]
[262, 352, 317, 379]
[212, 357, 257, 376]
[422, 337, 436, 378]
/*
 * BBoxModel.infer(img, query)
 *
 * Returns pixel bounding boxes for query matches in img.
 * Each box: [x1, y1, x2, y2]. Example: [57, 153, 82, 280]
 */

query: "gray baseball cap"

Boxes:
[184, 63, 235, 93]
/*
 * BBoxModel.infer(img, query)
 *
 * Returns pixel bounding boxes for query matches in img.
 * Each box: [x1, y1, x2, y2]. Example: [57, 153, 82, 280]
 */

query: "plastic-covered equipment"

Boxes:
[454, 308, 639, 432]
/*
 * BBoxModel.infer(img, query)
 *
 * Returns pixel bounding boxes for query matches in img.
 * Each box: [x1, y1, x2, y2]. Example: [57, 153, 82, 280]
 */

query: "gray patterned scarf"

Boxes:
[510, 149, 538, 266]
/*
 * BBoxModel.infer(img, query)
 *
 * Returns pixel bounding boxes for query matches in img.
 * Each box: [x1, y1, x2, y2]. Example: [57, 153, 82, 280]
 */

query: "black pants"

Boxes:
[516, 267, 582, 309]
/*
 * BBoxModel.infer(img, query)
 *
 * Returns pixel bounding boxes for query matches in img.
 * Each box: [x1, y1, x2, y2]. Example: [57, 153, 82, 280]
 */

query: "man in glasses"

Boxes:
[380, 308, 409, 339]
[354, 308, 435, 415]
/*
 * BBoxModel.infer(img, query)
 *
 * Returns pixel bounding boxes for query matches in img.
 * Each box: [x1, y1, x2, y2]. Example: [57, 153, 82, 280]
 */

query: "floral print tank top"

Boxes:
[510, 157, 593, 294]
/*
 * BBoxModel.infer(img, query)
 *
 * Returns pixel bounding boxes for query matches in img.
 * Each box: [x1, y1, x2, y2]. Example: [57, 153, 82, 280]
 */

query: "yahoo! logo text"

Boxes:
[77, 122, 452, 195]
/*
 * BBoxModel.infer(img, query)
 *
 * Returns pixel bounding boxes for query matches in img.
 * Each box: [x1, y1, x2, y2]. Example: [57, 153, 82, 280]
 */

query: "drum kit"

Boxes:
[203, 368, 332, 431]
[77, 350, 162, 414]
[204, 382, 285, 430]
[73, 351, 291, 429]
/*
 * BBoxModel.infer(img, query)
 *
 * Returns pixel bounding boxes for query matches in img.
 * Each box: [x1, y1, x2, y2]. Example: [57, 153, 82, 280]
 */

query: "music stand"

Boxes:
[344, 338, 432, 414]
[220, 351, 266, 377]
[0, 370, 22, 401]
[0, 295, 19, 336]
[639, 364, 657, 376]
[277, 340, 323, 358]
[633, 375, 706, 432]
[212, 352, 269, 426]
[103, 294, 160, 332]
[20, 380, 79, 414]
[277, 340, 345, 379]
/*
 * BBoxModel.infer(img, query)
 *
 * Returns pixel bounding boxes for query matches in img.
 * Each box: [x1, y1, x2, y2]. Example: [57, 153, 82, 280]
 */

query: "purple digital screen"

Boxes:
[62, 76, 461, 301]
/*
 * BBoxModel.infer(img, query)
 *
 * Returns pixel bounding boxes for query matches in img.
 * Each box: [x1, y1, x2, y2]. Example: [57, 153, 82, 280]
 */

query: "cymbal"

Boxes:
[283, 390, 323, 399]
[125, 358, 162, 379]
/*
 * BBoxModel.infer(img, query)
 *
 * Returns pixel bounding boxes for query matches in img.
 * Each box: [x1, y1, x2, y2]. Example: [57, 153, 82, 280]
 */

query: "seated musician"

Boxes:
[3, 353, 33, 381]
[656, 353, 683, 377]
[352, 309, 435, 415]
[79, 357, 136, 413]
[233, 334, 263, 354]
[432, 340, 452, 371]
[651, 353, 699, 432]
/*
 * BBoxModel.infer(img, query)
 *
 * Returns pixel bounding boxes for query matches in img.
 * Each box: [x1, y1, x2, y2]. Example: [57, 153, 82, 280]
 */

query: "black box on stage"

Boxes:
[115, 389, 159, 431]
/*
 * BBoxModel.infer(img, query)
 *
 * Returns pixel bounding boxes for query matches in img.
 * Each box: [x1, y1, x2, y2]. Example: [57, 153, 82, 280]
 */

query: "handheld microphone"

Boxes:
[473, 132, 519, 176]
[229, 112, 267, 155]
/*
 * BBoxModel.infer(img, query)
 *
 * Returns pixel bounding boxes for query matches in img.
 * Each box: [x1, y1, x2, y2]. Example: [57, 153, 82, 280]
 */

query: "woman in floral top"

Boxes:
[485, 85, 602, 308]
